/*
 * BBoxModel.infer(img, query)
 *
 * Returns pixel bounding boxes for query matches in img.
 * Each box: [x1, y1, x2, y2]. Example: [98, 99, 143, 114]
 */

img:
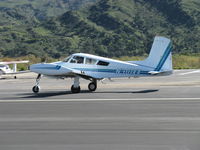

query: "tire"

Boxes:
[88, 82, 97, 92]
[32, 86, 40, 93]
[71, 85, 81, 93]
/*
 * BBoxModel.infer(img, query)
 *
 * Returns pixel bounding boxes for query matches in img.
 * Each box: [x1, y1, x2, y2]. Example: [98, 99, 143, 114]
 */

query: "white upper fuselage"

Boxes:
[30, 53, 155, 79]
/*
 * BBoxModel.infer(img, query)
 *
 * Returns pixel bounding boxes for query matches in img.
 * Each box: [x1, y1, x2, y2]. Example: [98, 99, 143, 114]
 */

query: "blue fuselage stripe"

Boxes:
[74, 68, 150, 75]
[74, 68, 117, 73]
[34, 67, 60, 70]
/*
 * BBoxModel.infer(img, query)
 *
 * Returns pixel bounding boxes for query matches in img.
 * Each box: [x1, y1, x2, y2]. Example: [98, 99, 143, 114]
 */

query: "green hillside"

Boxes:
[0, 0, 200, 58]
[0, 0, 96, 18]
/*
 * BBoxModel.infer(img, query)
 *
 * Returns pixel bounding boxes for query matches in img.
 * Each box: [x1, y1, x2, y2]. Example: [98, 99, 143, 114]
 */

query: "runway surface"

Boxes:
[0, 69, 200, 150]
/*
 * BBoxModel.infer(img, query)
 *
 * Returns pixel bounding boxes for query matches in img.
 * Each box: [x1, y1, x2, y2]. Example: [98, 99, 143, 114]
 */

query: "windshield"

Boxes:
[63, 55, 72, 62]
[70, 56, 84, 64]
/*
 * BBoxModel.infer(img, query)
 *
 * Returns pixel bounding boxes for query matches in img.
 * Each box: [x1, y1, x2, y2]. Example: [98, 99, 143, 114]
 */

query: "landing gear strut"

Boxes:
[32, 74, 41, 93]
[71, 76, 81, 93]
[88, 79, 97, 92]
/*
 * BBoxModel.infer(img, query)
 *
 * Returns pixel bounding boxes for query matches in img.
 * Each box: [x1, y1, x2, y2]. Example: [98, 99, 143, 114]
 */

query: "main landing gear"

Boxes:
[71, 77, 97, 93]
[88, 79, 97, 92]
[32, 74, 41, 93]
[71, 76, 81, 93]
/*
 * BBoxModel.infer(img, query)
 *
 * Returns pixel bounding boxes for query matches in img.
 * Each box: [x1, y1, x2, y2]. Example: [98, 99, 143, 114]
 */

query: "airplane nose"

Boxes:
[30, 63, 71, 75]
[30, 64, 45, 73]
[29, 64, 38, 72]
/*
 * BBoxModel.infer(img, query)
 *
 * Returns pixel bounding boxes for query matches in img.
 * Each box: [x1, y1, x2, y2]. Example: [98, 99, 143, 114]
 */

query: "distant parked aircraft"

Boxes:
[0, 60, 29, 79]
[30, 36, 173, 93]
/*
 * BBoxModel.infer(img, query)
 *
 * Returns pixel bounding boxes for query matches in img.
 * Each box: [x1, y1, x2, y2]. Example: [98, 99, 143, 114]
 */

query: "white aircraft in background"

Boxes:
[30, 36, 173, 93]
[0, 60, 29, 79]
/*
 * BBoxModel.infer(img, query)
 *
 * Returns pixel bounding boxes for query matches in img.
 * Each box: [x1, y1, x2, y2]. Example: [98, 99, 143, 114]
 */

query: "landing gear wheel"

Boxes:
[32, 74, 42, 93]
[71, 85, 81, 93]
[32, 86, 40, 93]
[88, 82, 97, 92]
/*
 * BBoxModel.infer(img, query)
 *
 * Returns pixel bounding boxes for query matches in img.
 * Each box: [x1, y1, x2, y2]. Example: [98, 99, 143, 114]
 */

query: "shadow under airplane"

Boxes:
[19, 89, 159, 99]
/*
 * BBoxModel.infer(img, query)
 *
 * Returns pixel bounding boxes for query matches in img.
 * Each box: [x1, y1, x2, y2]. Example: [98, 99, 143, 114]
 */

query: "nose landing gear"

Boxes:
[32, 85, 40, 93]
[32, 74, 41, 93]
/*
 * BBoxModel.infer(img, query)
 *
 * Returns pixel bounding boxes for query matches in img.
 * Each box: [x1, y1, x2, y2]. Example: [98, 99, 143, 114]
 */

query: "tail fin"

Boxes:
[132, 36, 173, 72]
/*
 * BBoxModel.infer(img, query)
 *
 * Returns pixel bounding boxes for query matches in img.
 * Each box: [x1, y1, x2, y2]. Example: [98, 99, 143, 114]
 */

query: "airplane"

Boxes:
[30, 36, 173, 93]
[0, 60, 29, 79]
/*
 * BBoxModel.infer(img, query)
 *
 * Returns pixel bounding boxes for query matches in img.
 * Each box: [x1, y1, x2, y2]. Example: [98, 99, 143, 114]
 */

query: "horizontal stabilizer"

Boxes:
[148, 70, 173, 76]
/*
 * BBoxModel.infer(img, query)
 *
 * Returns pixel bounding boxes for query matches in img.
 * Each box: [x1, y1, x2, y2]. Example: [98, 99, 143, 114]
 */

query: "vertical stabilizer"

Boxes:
[131, 36, 173, 72]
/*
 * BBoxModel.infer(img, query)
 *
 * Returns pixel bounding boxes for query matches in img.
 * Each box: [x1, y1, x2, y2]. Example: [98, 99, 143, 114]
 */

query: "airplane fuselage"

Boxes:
[31, 53, 154, 79]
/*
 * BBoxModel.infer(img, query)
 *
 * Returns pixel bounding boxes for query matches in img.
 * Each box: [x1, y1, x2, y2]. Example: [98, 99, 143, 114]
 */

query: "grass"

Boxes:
[115, 54, 200, 69]
[33, 27, 52, 36]
[172, 54, 200, 69]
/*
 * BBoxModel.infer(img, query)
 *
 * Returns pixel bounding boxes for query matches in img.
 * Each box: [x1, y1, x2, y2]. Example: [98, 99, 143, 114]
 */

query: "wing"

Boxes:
[5, 70, 30, 75]
[52, 66, 96, 80]
[30, 63, 96, 79]
[0, 61, 29, 65]
[148, 70, 173, 76]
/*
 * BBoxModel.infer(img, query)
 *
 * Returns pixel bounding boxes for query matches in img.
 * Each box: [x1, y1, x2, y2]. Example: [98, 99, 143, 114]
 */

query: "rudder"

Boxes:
[132, 36, 173, 72]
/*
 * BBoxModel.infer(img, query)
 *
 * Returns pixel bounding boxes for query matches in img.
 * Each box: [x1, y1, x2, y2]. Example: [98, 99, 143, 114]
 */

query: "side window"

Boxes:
[97, 61, 109, 66]
[70, 56, 84, 64]
[85, 58, 97, 65]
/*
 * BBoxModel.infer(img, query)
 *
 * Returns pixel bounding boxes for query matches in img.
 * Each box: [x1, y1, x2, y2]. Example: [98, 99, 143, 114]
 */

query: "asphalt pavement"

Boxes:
[0, 70, 200, 150]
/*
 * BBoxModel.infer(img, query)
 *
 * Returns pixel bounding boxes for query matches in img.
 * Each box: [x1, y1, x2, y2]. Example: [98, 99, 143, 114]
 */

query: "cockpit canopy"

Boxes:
[62, 54, 109, 66]
[63, 55, 72, 62]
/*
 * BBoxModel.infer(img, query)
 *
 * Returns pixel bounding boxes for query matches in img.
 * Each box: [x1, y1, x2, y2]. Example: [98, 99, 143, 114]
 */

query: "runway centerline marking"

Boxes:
[0, 97, 200, 102]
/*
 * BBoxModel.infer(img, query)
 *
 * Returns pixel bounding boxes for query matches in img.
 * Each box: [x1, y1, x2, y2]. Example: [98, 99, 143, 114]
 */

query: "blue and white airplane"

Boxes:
[30, 36, 173, 93]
